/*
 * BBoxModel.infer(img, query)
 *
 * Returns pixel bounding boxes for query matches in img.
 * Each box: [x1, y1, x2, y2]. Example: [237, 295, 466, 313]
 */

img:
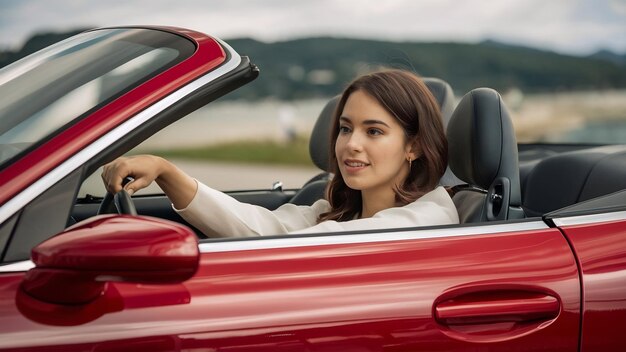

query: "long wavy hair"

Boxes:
[319, 69, 448, 222]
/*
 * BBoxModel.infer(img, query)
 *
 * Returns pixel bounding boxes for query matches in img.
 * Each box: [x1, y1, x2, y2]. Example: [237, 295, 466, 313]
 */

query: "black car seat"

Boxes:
[289, 77, 459, 205]
[427, 78, 463, 186]
[447, 88, 525, 223]
[522, 145, 626, 216]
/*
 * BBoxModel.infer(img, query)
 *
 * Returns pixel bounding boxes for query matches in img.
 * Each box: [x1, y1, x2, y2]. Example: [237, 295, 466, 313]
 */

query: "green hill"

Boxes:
[228, 37, 626, 99]
[2, 30, 625, 99]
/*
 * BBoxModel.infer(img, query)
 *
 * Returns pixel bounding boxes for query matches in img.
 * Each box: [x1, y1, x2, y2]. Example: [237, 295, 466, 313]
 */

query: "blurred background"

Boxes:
[1, 0, 625, 191]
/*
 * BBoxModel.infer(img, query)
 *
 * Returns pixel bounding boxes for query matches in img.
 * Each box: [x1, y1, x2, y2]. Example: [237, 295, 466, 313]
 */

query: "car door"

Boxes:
[0, 218, 580, 351]
[181, 220, 581, 350]
[552, 211, 626, 351]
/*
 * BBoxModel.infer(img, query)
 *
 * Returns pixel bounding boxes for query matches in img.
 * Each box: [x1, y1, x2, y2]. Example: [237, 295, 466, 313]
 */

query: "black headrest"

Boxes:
[423, 78, 455, 128]
[447, 88, 521, 206]
[308, 77, 456, 172]
[309, 96, 339, 172]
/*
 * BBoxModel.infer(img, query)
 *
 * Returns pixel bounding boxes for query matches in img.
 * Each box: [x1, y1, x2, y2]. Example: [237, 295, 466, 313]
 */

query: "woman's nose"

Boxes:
[345, 132, 364, 152]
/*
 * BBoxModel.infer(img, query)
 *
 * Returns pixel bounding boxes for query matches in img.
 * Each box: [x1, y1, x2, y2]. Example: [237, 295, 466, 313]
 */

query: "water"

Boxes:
[556, 119, 626, 144]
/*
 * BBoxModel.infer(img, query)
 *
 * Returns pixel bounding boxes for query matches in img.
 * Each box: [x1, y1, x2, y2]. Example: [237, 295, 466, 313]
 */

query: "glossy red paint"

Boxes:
[559, 219, 626, 351]
[33, 215, 199, 272]
[22, 268, 106, 305]
[0, 226, 580, 351]
[16, 280, 189, 326]
[23, 215, 198, 304]
[0, 27, 226, 206]
[181, 228, 579, 350]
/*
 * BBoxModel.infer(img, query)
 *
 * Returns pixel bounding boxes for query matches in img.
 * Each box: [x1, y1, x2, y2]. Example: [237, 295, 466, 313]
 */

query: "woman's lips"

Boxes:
[343, 159, 370, 173]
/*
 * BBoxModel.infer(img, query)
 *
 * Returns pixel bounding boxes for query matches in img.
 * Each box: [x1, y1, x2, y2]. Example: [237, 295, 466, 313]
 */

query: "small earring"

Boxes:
[408, 157, 412, 169]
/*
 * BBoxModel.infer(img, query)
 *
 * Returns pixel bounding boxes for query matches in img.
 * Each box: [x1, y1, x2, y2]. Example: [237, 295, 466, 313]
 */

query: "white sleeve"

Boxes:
[291, 186, 459, 234]
[174, 180, 329, 237]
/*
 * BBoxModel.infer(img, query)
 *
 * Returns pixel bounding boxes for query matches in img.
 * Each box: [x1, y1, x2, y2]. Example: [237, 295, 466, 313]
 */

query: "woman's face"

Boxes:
[335, 90, 415, 196]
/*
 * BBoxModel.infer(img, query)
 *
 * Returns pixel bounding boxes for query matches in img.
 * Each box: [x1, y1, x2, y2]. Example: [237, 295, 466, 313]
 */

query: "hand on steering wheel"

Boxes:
[98, 177, 137, 215]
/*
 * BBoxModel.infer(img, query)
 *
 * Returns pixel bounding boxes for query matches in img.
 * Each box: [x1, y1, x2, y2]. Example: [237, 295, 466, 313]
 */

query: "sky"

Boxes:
[0, 0, 625, 56]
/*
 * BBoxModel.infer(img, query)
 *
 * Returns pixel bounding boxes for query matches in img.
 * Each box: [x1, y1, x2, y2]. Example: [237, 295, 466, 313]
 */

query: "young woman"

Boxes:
[102, 69, 459, 237]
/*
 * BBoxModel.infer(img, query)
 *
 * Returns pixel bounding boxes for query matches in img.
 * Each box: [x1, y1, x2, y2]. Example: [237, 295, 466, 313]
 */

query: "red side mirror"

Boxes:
[21, 215, 199, 305]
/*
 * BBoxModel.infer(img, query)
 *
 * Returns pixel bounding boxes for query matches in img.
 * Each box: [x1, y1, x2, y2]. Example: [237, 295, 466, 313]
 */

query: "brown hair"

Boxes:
[319, 69, 448, 222]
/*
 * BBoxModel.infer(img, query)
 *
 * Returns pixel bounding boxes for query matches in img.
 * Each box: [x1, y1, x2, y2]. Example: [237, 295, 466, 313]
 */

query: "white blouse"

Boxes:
[175, 181, 459, 237]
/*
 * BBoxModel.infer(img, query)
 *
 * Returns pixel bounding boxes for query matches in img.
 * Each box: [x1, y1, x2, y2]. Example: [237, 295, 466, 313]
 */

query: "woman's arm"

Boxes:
[102, 155, 326, 237]
[175, 182, 328, 237]
[101, 155, 197, 209]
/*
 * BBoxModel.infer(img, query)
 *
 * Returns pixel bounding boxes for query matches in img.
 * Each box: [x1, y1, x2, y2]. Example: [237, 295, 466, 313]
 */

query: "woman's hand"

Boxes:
[101, 155, 198, 209]
[101, 155, 164, 195]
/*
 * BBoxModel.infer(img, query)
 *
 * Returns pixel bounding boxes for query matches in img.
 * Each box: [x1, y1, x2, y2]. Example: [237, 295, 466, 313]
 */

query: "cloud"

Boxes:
[0, 0, 624, 54]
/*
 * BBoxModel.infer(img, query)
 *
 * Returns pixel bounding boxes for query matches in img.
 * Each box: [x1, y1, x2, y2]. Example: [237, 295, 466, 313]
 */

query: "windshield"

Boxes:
[0, 28, 195, 169]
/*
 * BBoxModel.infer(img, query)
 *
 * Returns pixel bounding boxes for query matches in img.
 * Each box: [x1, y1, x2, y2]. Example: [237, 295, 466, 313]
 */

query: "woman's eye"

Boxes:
[367, 128, 383, 136]
[339, 126, 351, 134]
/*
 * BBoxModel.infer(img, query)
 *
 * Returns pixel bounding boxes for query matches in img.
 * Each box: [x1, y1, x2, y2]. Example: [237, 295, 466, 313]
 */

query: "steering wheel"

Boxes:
[97, 177, 138, 215]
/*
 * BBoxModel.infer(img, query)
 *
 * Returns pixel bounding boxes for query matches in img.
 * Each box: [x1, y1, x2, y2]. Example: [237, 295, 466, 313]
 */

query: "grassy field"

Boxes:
[147, 136, 315, 167]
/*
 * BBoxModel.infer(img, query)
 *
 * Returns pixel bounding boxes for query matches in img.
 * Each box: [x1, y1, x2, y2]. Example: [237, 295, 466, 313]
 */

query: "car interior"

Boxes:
[283, 78, 626, 224]
[71, 77, 626, 239]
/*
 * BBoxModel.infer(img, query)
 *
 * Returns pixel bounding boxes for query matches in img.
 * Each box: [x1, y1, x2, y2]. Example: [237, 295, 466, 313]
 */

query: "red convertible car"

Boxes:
[0, 26, 625, 351]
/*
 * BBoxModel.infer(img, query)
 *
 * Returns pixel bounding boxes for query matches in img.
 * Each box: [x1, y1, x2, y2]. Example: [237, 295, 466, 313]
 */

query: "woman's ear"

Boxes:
[406, 140, 421, 161]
